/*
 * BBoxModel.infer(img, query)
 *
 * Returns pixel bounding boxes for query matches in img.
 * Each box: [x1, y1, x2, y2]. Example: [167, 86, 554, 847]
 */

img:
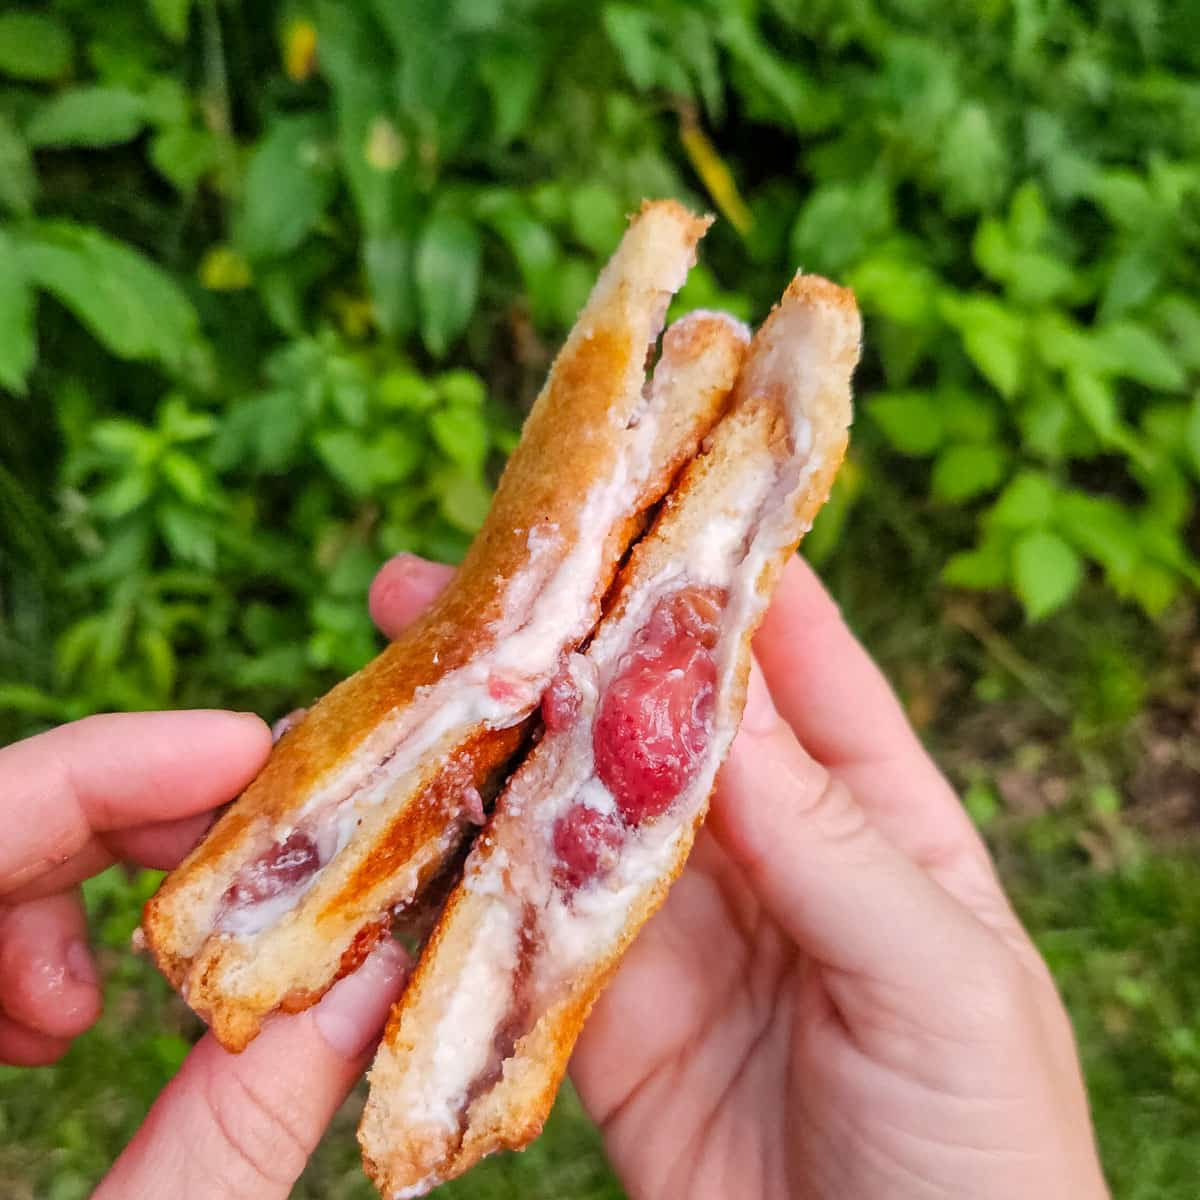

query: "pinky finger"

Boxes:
[0, 1011, 71, 1067]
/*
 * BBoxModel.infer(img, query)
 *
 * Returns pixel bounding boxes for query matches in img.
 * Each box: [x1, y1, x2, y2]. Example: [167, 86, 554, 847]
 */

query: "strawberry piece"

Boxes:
[552, 804, 623, 892]
[593, 586, 724, 826]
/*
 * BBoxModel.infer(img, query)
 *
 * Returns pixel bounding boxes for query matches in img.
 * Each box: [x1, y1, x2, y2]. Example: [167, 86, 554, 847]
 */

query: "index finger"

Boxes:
[755, 556, 985, 872]
[0, 710, 270, 896]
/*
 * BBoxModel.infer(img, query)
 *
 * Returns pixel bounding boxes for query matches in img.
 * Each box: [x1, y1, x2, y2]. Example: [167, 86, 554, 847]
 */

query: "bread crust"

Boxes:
[359, 273, 861, 1195]
[142, 201, 748, 1049]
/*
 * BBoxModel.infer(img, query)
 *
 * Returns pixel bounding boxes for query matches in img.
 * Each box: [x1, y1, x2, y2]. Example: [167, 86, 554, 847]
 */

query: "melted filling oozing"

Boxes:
[552, 584, 726, 894]
[592, 585, 723, 825]
[218, 831, 323, 920]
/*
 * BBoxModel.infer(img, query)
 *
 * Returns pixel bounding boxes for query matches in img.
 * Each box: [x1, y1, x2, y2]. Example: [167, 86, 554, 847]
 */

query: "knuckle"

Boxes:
[200, 1063, 311, 1193]
[798, 772, 871, 850]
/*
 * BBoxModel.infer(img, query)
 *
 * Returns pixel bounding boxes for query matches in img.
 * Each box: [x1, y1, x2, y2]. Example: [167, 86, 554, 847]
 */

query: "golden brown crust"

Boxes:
[142, 203, 745, 1050]
[359, 272, 861, 1196]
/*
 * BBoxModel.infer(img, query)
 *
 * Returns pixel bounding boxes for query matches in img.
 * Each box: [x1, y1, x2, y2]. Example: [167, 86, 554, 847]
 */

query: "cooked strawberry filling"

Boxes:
[552, 804, 623, 891]
[592, 586, 724, 826]
[541, 665, 582, 733]
[219, 831, 322, 918]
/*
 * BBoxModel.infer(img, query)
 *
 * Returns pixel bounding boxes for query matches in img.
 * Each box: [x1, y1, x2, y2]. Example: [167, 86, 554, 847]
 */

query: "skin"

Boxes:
[0, 553, 1110, 1199]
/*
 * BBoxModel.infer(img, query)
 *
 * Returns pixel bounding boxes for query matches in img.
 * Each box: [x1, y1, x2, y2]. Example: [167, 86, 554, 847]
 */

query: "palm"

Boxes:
[573, 826, 803, 1198]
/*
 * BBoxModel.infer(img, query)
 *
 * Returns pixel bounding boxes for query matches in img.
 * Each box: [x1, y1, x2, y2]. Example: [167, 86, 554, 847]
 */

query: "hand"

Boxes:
[370, 553, 1110, 1200]
[0, 710, 409, 1199]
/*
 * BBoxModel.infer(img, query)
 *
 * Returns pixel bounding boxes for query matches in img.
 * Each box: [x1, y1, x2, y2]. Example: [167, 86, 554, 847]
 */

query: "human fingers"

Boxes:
[711, 665, 998, 1008]
[96, 939, 409, 1200]
[0, 1011, 72, 1066]
[755, 557, 986, 872]
[0, 891, 100, 1043]
[0, 711, 271, 897]
[368, 553, 455, 640]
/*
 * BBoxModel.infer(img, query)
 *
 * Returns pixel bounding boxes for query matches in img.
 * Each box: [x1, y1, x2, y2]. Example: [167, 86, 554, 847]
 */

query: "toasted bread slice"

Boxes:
[358, 274, 862, 1195]
[142, 201, 750, 1050]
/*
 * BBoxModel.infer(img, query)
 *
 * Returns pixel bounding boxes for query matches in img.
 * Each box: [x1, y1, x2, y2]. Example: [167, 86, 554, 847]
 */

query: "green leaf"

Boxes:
[378, 369, 438, 412]
[568, 182, 627, 258]
[846, 251, 937, 326]
[92, 470, 154, 519]
[158, 502, 215, 569]
[415, 210, 481, 358]
[1013, 529, 1083, 620]
[26, 87, 147, 149]
[479, 43, 544, 143]
[1186, 396, 1200, 479]
[602, 5, 658, 91]
[314, 429, 371, 496]
[18, 222, 199, 369]
[148, 0, 193, 42]
[437, 370, 486, 408]
[234, 114, 336, 260]
[942, 537, 1010, 589]
[0, 114, 36, 216]
[160, 451, 210, 504]
[436, 469, 492, 533]
[0, 233, 36, 393]
[431, 405, 489, 471]
[365, 429, 421, 486]
[940, 389, 998, 442]
[987, 471, 1057, 528]
[791, 177, 892, 275]
[0, 12, 72, 81]
[940, 295, 1025, 398]
[868, 391, 943, 456]
[931, 443, 1008, 503]
[937, 102, 1007, 214]
[150, 125, 216, 191]
[1009, 181, 1049, 248]
[360, 234, 414, 338]
[1093, 322, 1187, 392]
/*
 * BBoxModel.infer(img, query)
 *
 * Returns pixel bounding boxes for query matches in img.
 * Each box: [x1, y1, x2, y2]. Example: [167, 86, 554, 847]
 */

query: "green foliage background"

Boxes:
[0, 1, 1197, 1196]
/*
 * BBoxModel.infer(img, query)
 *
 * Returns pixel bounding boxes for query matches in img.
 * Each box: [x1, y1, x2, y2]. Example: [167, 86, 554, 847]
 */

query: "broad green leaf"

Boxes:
[1093, 322, 1186, 392]
[930, 442, 1008, 503]
[987, 471, 1056, 529]
[92, 469, 154, 519]
[431, 405, 489, 471]
[940, 389, 999, 442]
[150, 125, 216, 191]
[568, 182, 627, 258]
[148, 0, 193, 42]
[378, 369, 438, 412]
[436, 469, 492, 533]
[1186, 396, 1200, 479]
[27, 87, 147, 148]
[1100, 247, 1162, 320]
[1009, 181, 1049, 248]
[234, 114, 336, 260]
[366, 429, 421, 486]
[937, 103, 1007, 214]
[364, 234, 417, 337]
[602, 5, 658, 91]
[0, 13, 72, 81]
[161, 451, 211, 505]
[868, 391, 943, 456]
[0, 114, 36, 216]
[846, 252, 937, 326]
[415, 210, 481, 358]
[0, 234, 35, 393]
[19, 223, 198, 369]
[1013, 529, 1083, 620]
[942, 538, 1010, 589]
[315, 429, 372, 496]
[479, 42, 544, 143]
[158, 503, 215, 569]
[791, 177, 892, 275]
[940, 295, 1025, 398]
[436, 370, 486, 408]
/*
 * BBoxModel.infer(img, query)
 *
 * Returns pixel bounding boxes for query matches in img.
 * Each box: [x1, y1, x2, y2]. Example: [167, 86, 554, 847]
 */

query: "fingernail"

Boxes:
[66, 940, 98, 987]
[314, 939, 410, 1060]
[741, 663, 781, 736]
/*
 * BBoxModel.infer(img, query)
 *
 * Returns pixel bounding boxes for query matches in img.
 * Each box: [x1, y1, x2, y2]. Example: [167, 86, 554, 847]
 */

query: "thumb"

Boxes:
[711, 664, 989, 993]
[96, 939, 409, 1199]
